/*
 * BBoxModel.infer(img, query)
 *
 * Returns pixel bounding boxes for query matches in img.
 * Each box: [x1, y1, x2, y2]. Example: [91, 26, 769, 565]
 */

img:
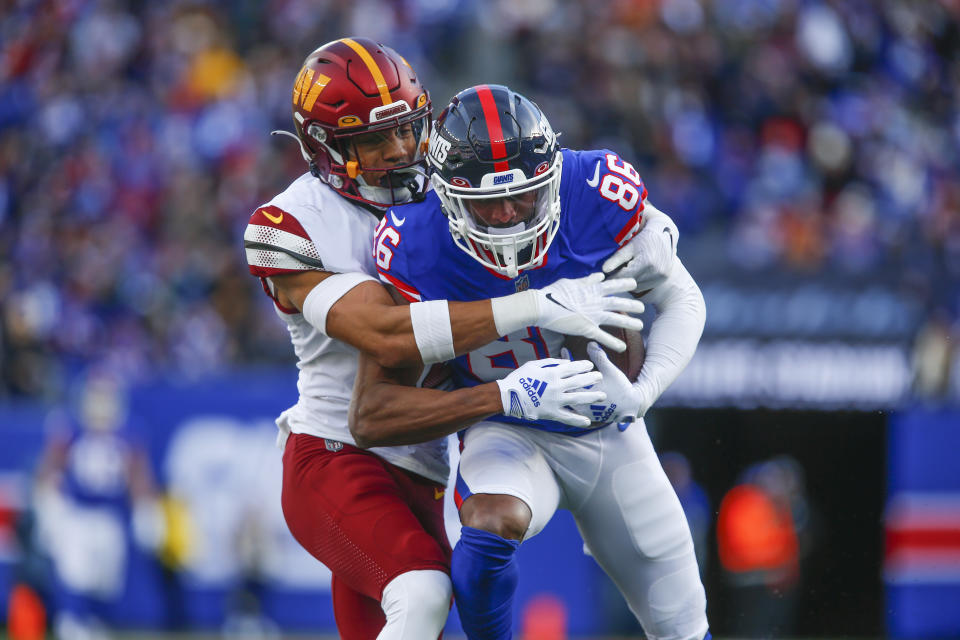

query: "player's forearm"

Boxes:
[329, 295, 501, 369]
[349, 382, 501, 448]
[328, 298, 420, 368]
[634, 258, 706, 407]
[406, 294, 565, 363]
[448, 300, 504, 354]
[330, 287, 546, 368]
[324, 273, 622, 370]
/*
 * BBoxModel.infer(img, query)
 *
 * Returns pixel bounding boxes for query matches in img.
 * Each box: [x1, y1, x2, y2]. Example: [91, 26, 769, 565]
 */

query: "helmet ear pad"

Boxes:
[308, 145, 333, 180]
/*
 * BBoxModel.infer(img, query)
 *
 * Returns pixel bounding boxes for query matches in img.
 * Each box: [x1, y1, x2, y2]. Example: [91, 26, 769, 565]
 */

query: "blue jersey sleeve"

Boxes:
[373, 194, 446, 302]
[560, 149, 649, 258]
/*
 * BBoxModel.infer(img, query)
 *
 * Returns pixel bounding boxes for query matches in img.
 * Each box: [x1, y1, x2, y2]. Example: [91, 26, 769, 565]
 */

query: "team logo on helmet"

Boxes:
[337, 115, 362, 127]
[429, 135, 452, 164]
[450, 176, 471, 187]
[292, 68, 331, 111]
[534, 161, 549, 176]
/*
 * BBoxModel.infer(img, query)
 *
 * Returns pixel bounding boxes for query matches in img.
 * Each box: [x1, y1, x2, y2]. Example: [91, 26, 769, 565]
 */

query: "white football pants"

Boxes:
[458, 420, 708, 640]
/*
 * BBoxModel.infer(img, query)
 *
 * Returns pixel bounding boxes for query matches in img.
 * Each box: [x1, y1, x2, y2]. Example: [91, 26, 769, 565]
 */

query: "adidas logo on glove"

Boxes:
[507, 377, 548, 420]
[497, 358, 605, 427]
[519, 377, 547, 407]
[590, 403, 617, 423]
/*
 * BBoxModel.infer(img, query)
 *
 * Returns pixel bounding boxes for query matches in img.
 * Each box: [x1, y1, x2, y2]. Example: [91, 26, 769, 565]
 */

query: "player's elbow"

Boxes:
[350, 427, 376, 449]
[689, 281, 706, 335]
[349, 386, 401, 448]
[671, 278, 706, 342]
[347, 403, 379, 449]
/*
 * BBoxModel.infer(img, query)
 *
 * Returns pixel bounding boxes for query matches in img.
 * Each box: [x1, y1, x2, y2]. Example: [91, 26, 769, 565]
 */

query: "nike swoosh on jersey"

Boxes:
[545, 292, 573, 312]
[434, 487, 445, 500]
[262, 209, 283, 224]
[390, 211, 406, 226]
[586, 160, 601, 187]
[662, 226, 674, 252]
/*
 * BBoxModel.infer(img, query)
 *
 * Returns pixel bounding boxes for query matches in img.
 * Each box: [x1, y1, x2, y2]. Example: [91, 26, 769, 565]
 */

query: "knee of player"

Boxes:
[646, 563, 708, 640]
[459, 494, 531, 541]
[381, 569, 452, 619]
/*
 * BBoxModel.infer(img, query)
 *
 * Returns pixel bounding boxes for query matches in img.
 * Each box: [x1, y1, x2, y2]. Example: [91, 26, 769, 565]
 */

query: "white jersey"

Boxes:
[244, 173, 448, 484]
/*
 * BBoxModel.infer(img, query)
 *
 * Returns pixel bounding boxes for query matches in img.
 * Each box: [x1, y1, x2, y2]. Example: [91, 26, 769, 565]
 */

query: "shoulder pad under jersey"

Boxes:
[244, 205, 325, 277]
[373, 193, 446, 302]
[562, 148, 649, 252]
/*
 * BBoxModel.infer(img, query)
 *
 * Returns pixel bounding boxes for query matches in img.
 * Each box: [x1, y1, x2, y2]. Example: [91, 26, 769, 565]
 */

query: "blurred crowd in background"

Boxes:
[1, 0, 958, 400]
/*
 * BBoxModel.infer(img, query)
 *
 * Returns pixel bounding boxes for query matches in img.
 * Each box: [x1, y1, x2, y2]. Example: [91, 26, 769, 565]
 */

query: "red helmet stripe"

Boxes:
[340, 38, 392, 106]
[476, 84, 510, 172]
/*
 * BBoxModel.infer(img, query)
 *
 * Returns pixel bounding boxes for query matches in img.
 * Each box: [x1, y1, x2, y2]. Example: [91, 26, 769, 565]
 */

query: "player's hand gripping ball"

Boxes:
[563, 329, 646, 427]
[564, 327, 645, 381]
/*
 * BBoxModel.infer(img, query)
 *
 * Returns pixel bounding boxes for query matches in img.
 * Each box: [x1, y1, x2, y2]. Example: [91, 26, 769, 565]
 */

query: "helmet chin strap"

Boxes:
[397, 166, 429, 202]
[357, 168, 428, 205]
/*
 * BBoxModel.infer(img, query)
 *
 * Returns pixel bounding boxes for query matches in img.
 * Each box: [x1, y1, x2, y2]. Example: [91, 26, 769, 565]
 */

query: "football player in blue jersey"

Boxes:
[351, 84, 710, 640]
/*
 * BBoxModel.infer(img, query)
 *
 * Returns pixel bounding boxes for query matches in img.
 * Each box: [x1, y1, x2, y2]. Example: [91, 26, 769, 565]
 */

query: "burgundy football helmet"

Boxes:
[285, 38, 431, 208]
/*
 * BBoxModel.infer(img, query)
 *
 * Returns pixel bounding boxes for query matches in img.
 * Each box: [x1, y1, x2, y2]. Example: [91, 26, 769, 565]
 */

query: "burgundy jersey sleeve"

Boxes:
[244, 205, 325, 277]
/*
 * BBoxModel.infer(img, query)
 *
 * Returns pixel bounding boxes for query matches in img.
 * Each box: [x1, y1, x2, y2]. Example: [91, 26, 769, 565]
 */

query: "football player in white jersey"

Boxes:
[355, 85, 709, 640]
[242, 39, 679, 640]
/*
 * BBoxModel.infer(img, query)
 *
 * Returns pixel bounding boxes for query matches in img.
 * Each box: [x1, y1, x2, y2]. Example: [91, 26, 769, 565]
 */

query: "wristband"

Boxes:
[302, 272, 377, 335]
[409, 300, 455, 365]
[490, 290, 538, 336]
[494, 378, 519, 417]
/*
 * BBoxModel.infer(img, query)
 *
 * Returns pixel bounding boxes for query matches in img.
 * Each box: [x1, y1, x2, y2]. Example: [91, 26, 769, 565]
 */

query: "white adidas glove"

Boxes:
[491, 273, 645, 353]
[576, 342, 644, 424]
[496, 358, 606, 427]
[533, 273, 645, 352]
[602, 202, 678, 292]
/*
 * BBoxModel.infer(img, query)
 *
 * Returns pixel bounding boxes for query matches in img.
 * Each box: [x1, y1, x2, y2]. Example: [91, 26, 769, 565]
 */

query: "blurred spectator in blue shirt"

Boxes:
[33, 372, 160, 640]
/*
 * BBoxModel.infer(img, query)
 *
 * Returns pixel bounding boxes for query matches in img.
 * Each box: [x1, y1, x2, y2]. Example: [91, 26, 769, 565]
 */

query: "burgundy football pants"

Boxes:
[281, 433, 451, 639]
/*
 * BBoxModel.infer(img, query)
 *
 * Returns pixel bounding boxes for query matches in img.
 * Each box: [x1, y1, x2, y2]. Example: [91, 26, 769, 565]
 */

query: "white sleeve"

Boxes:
[632, 256, 706, 413]
[601, 200, 679, 293]
[300, 272, 378, 336]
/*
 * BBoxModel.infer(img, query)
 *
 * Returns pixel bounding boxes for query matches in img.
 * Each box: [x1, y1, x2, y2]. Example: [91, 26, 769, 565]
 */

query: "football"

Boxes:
[563, 327, 646, 381]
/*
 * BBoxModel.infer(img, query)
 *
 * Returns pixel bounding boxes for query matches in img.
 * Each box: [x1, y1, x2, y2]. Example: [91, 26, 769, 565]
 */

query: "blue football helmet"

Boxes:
[427, 85, 562, 277]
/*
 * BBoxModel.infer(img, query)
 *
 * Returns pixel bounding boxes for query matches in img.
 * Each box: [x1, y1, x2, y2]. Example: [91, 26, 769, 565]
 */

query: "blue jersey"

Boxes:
[61, 429, 134, 513]
[375, 148, 648, 435]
